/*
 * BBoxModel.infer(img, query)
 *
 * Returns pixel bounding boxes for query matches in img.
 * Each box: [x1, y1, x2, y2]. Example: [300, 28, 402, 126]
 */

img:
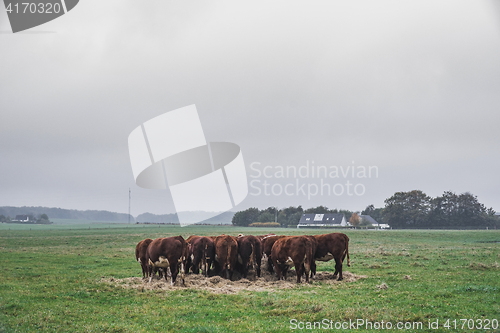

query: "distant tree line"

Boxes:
[0, 206, 133, 222]
[382, 190, 498, 228]
[231, 206, 354, 227]
[232, 190, 498, 229]
[0, 213, 51, 224]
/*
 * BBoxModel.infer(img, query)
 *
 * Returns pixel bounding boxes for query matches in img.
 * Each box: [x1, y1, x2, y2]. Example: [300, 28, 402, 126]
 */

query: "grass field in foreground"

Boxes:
[0, 225, 499, 332]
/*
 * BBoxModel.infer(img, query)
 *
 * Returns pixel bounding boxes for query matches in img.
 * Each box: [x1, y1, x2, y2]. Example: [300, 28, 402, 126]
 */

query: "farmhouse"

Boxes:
[13, 215, 31, 222]
[359, 215, 390, 229]
[297, 213, 348, 228]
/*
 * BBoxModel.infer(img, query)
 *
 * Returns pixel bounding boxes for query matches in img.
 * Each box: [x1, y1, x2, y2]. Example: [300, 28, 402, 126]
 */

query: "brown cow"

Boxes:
[214, 235, 238, 280]
[271, 236, 314, 283]
[135, 238, 153, 279]
[236, 235, 263, 278]
[186, 235, 200, 243]
[146, 236, 188, 286]
[188, 236, 215, 276]
[312, 233, 350, 281]
[185, 235, 200, 272]
[262, 235, 287, 272]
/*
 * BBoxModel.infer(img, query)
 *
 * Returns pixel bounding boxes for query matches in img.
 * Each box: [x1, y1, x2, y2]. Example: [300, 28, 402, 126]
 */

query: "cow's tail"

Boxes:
[303, 243, 312, 282]
[303, 251, 310, 272]
[249, 243, 254, 267]
[227, 242, 232, 271]
[203, 243, 209, 276]
[345, 235, 351, 267]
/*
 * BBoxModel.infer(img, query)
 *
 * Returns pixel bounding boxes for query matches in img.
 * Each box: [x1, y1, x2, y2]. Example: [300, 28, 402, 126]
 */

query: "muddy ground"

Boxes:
[103, 265, 366, 294]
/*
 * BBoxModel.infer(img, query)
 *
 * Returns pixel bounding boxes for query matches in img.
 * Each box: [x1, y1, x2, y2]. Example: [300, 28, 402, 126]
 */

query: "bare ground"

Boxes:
[102, 268, 366, 294]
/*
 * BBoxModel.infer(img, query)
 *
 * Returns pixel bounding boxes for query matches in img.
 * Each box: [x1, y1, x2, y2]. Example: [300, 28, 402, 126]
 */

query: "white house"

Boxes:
[297, 213, 348, 228]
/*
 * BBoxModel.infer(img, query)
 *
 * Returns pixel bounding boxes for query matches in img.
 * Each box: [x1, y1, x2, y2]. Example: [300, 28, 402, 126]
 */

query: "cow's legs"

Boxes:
[256, 256, 262, 278]
[192, 254, 201, 274]
[200, 256, 206, 276]
[171, 264, 179, 286]
[332, 262, 339, 278]
[304, 260, 311, 283]
[205, 258, 212, 277]
[213, 260, 218, 275]
[294, 261, 302, 283]
[242, 258, 249, 278]
[267, 256, 275, 273]
[186, 254, 192, 274]
[148, 265, 153, 283]
[179, 260, 186, 286]
[310, 260, 317, 279]
[272, 258, 282, 280]
[334, 257, 343, 281]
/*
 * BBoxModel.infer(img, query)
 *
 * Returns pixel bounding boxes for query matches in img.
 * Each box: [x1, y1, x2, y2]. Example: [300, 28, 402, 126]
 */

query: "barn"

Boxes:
[296, 213, 348, 228]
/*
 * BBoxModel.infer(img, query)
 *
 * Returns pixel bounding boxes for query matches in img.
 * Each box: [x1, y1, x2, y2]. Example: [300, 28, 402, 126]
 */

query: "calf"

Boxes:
[214, 234, 238, 280]
[236, 235, 263, 278]
[271, 236, 314, 283]
[188, 236, 215, 276]
[135, 238, 153, 279]
[312, 233, 350, 281]
[146, 236, 188, 286]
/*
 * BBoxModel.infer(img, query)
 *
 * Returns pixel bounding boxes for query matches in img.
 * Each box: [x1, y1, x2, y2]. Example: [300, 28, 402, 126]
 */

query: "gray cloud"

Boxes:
[1, 0, 499, 215]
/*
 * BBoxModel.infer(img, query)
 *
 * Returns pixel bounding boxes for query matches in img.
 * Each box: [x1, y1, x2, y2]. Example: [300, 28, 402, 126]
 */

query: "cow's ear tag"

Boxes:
[3, 0, 79, 33]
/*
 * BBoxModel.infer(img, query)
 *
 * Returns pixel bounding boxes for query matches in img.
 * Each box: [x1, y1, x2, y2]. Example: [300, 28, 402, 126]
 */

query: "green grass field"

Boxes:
[0, 224, 499, 332]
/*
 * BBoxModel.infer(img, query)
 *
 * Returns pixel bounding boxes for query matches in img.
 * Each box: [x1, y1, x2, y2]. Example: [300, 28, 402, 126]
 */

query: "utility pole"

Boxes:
[128, 188, 131, 224]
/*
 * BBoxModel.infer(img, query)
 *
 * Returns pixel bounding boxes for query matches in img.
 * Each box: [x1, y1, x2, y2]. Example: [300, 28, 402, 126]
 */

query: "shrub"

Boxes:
[248, 222, 281, 227]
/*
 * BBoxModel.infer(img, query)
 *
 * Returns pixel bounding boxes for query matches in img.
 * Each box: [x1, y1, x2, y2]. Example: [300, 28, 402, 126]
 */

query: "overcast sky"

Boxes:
[1, 0, 499, 217]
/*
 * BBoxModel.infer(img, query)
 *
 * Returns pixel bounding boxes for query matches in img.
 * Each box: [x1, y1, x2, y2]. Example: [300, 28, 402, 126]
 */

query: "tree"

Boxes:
[304, 206, 330, 214]
[361, 204, 375, 216]
[383, 190, 496, 228]
[337, 209, 354, 222]
[257, 211, 275, 223]
[277, 211, 288, 227]
[349, 213, 361, 227]
[286, 212, 303, 227]
[270, 206, 304, 227]
[361, 204, 384, 223]
[428, 191, 494, 227]
[232, 208, 260, 227]
[382, 190, 430, 228]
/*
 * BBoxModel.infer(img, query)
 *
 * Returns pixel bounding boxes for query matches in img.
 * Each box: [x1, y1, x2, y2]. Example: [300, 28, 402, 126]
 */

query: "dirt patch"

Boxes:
[102, 269, 366, 294]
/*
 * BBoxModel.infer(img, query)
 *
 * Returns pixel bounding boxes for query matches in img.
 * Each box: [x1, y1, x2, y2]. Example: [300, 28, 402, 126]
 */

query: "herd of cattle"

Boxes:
[135, 233, 350, 287]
